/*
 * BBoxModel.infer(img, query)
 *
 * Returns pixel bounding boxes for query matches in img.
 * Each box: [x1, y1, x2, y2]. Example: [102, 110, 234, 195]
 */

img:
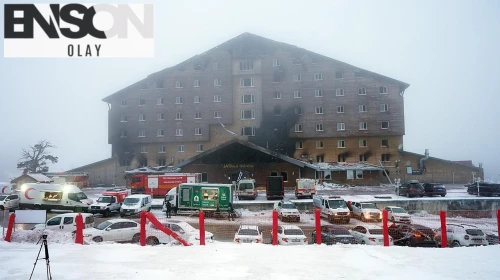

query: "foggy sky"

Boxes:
[1, 0, 499, 182]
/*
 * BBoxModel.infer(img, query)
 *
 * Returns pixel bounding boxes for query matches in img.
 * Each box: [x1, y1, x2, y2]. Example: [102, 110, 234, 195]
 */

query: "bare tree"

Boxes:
[17, 140, 58, 174]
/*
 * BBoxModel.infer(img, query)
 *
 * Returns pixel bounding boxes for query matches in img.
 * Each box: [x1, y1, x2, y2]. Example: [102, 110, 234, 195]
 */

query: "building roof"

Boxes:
[453, 160, 474, 167]
[399, 150, 483, 170]
[102, 32, 409, 103]
[310, 162, 385, 171]
[66, 157, 117, 172]
[11, 173, 53, 183]
[124, 166, 181, 174]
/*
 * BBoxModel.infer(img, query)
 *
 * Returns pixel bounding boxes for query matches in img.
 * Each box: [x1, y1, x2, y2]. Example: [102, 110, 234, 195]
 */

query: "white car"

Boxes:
[436, 224, 489, 247]
[384, 206, 412, 224]
[351, 202, 382, 222]
[83, 219, 140, 243]
[349, 225, 394, 245]
[274, 225, 308, 246]
[274, 201, 300, 222]
[145, 219, 214, 245]
[234, 225, 263, 244]
[32, 213, 95, 232]
[0, 194, 20, 211]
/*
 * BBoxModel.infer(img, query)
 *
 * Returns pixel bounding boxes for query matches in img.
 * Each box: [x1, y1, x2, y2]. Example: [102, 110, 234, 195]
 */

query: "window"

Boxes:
[359, 139, 367, 147]
[273, 106, 281, 116]
[381, 154, 391, 162]
[140, 146, 147, 153]
[273, 91, 282, 99]
[359, 122, 367, 130]
[338, 154, 346, 162]
[201, 173, 208, 183]
[196, 144, 204, 152]
[121, 99, 127, 107]
[159, 145, 166, 153]
[213, 79, 221, 87]
[213, 62, 219, 70]
[175, 129, 183, 136]
[175, 81, 183, 88]
[157, 113, 164, 120]
[175, 112, 183, 120]
[240, 78, 254, 87]
[138, 129, 145, 137]
[273, 59, 280, 67]
[355, 170, 364, 179]
[380, 86, 388, 94]
[195, 128, 202, 135]
[281, 172, 288, 182]
[316, 141, 324, 148]
[294, 124, 302, 132]
[270, 171, 278, 176]
[239, 61, 254, 71]
[315, 89, 323, 97]
[338, 140, 346, 148]
[316, 123, 324, 131]
[316, 155, 324, 163]
[120, 115, 127, 122]
[359, 155, 367, 162]
[139, 114, 145, 121]
[157, 129, 164, 137]
[157, 97, 164, 105]
[178, 145, 185, 152]
[294, 107, 302, 115]
[337, 106, 344, 113]
[194, 96, 200, 103]
[337, 123, 345, 131]
[214, 95, 221, 102]
[296, 141, 303, 149]
[355, 71, 363, 78]
[47, 217, 61, 226]
[293, 74, 301, 82]
[380, 104, 388, 112]
[241, 110, 255, 120]
[315, 107, 323, 114]
[175, 97, 183, 104]
[139, 99, 146, 106]
[336, 88, 344, 96]
[193, 80, 200, 87]
[241, 126, 256, 136]
[120, 130, 128, 138]
[157, 158, 166, 166]
[293, 91, 301, 98]
[335, 71, 344, 79]
[214, 111, 221, 118]
[359, 105, 367, 113]
[381, 121, 390, 129]
[358, 88, 366, 95]
[292, 57, 301, 65]
[241, 94, 255, 104]
[381, 139, 389, 147]
[195, 112, 201, 119]
[314, 73, 323, 81]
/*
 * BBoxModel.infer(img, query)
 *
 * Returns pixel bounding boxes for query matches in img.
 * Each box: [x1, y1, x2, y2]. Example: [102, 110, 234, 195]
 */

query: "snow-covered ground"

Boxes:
[0, 240, 498, 280]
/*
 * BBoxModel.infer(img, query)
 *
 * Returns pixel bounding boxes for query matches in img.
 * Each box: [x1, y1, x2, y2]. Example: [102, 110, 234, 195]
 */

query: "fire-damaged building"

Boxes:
[77, 32, 483, 186]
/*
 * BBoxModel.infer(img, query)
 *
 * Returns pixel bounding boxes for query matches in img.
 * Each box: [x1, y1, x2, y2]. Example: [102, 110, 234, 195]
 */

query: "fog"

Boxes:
[0, 0, 499, 182]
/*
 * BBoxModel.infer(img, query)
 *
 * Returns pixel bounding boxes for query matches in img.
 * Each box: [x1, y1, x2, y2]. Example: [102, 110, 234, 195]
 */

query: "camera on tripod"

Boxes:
[30, 232, 52, 280]
[41, 234, 48, 240]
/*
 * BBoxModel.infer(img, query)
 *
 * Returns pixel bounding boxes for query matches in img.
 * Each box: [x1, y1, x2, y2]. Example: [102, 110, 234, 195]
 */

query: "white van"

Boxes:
[17, 183, 93, 212]
[32, 213, 95, 232]
[120, 194, 152, 217]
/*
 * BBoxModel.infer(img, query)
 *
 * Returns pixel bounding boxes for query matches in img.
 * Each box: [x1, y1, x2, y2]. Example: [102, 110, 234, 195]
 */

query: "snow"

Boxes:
[1, 239, 499, 279]
[25, 173, 53, 183]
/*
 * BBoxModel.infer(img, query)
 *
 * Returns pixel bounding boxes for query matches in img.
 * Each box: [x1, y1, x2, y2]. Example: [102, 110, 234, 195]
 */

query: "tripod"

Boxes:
[29, 234, 52, 280]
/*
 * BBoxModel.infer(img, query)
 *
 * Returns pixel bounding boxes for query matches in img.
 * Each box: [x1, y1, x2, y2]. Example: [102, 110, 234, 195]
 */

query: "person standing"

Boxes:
[227, 202, 235, 221]
[166, 201, 172, 218]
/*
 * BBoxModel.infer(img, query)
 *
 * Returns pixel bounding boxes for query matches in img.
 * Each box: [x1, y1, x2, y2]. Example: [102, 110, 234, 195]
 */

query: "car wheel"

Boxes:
[104, 209, 110, 217]
[34, 205, 41, 210]
[93, 236, 103, 243]
[391, 216, 395, 223]
[405, 240, 412, 247]
[361, 240, 366, 245]
[441, 194, 446, 197]
[452, 241, 461, 247]
[132, 233, 141, 243]
[419, 195, 424, 198]
[0, 205, 4, 211]
[146, 236, 159, 246]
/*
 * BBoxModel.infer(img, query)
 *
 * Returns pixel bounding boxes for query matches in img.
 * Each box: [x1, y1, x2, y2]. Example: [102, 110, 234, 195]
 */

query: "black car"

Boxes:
[388, 223, 437, 247]
[422, 183, 447, 197]
[311, 225, 357, 245]
[466, 182, 500, 197]
[396, 180, 424, 198]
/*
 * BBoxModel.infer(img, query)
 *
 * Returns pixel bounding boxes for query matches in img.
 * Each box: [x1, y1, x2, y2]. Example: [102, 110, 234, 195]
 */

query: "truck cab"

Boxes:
[236, 179, 257, 200]
[313, 195, 350, 223]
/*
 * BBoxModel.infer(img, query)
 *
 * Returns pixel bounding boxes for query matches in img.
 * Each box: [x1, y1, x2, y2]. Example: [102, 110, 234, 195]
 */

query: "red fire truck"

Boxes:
[130, 173, 201, 197]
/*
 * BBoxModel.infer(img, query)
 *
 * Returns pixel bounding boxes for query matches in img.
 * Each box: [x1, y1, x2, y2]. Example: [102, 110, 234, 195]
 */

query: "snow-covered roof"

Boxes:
[313, 162, 385, 171]
[26, 173, 53, 182]
[124, 166, 181, 174]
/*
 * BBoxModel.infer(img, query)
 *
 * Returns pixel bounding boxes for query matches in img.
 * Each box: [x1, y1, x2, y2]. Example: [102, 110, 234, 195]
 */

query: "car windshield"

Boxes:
[391, 208, 406, 213]
[433, 184, 445, 188]
[97, 196, 112, 203]
[238, 229, 259, 235]
[238, 183, 254, 190]
[369, 229, 383, 235]
[466, 229, 484, 236]
[361, 203, 377, 209]
[95, 221, 112, 230]
[75, 192, 88, 200]
[124, 198, 140, 204]
[281, 203, 296, 209]
[328, 200, 347, 208]
[0, 195, 7, 200]
[284, 229, 303, 235]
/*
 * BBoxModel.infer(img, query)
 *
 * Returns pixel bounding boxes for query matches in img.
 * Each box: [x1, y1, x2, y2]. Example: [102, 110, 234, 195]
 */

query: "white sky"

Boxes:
[1, 0, 499, 181]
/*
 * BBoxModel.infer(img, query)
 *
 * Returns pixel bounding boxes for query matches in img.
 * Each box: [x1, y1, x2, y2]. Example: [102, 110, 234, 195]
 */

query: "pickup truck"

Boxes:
[89, 190, 128, 217]
[350, 201, 382, 222]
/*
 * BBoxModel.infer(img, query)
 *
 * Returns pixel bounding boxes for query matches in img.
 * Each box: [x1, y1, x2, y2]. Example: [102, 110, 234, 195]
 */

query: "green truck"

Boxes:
[164, 183, 233, 213]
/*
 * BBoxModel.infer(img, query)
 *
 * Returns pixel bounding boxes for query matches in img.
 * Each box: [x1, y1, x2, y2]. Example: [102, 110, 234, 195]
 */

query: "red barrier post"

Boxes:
[74, 213, 84, 244]
[497, 209, 500, 245]
[199, 211, 205, 246]
[272, 210, 278, 246]
[140, 210, 146, 246]
[4, 213, 15, 242]
[315, 209, 321, 244]
[440, 210, 447, 248]
[382, 210, 389, 246]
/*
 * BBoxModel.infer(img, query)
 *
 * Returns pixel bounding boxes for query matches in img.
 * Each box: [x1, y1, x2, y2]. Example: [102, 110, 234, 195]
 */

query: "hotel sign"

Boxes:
[222, 164, 255, 169]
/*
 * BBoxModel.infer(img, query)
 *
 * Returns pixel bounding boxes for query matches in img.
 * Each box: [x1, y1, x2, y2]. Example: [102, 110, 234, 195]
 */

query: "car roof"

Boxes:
[126, 194, 151, 198]
[107, 219, 137, 223]
[239, 225, 259, 230]
[323, 225, 349, 230]
[356, 225, 382, 230]
[54, 213, 93, 218]
[280, 225, 302, 230]
[408, 224, 432, 230]
[386, 206, 403, 209]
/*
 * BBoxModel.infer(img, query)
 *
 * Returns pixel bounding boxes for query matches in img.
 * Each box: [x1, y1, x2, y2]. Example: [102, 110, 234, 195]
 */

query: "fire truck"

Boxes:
[130, 173, 201, 197]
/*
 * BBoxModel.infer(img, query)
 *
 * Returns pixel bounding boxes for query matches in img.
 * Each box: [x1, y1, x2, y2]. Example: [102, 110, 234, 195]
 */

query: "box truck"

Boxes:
[163, 183, 233, 214]
[266, 176, 284, 200]
[130, 173, 201, 197]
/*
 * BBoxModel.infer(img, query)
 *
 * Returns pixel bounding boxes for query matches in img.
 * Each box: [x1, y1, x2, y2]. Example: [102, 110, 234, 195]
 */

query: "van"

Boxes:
[0, 194, 20, 211]
[120, 194, 152, 217]
[313, 195, 350, 223]
[236, 178, 257, 200]
[17, 183, 93, 211]
[295, 179, 317, 199]
[32, 213, 95, 232]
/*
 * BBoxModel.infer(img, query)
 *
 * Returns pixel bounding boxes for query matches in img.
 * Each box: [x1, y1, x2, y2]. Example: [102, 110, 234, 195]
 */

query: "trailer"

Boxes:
[163, 183, 233, 215]
[130, 173, 201, 197]
[266, 176, 284, 200]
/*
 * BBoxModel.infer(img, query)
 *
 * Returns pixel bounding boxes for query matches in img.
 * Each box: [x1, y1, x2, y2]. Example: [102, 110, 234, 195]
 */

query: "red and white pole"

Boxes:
[272, 210, 278, 246]
[140, 210, 146, 246]
[199, 211, 205, 246]
[440, 210, 447, 248]
[315, 209, 321, 244]
[382, 210, 389, 247]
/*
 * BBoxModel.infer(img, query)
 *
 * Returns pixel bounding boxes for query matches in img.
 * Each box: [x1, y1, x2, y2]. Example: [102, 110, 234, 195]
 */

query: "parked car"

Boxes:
[466, 182, 500, 197]
[485, 233, 499, 245]
[349, 225, 393, 245]
[0, 194, 20, 211]
[236, 178, 258, 200]
[83, 219, 140, 243]
[396, 180, 424, 198]
[32, 213, 95, 232]
[145, 219, 214, 245]
[350, 202, 382, 222]
[311, 225, 357, 245]
[313, 196, 350, 223]
[274, 200, 300, 222]
[435, 224, 488, 247]
[384, 206, 412, 224]
[120, 194, 152, 217]
[422, 183, 447, 197]
[388, 223, 437, 247]
[234, 225, 263, 244]
[273, 225, 308, 245]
